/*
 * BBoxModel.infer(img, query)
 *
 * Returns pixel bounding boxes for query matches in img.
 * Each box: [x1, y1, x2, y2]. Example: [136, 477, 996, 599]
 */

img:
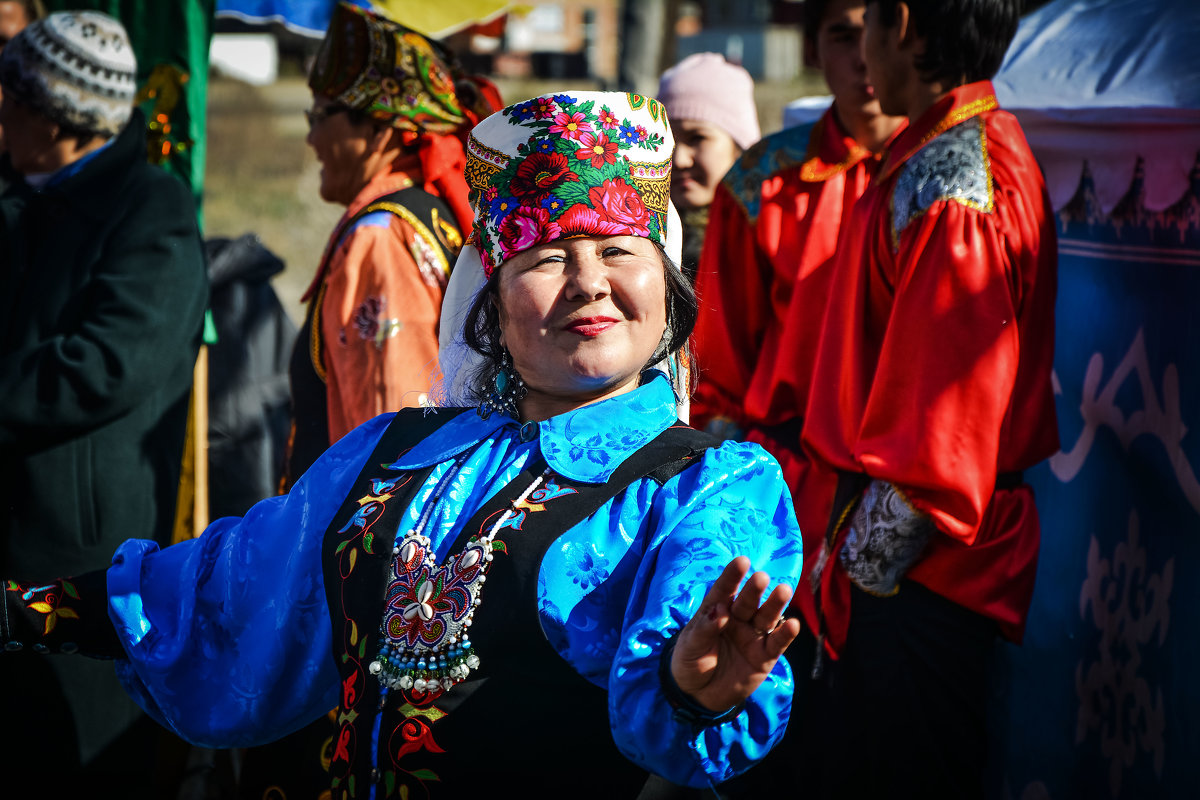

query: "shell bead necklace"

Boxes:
[368, 453, 550, 695]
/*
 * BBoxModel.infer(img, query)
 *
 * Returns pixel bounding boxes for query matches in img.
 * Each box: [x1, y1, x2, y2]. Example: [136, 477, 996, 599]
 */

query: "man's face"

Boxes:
[862, 1, 907, 117]
[0, 2, 29, 53]
[814, 0, 883, 121]
[0, 92, 58, 174]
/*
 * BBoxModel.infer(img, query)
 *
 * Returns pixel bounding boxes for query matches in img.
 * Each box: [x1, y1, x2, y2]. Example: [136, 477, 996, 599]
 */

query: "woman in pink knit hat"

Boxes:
[658, 52, 760, 280]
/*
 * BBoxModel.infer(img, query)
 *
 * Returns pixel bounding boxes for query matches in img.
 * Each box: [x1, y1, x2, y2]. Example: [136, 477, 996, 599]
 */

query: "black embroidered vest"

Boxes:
[320, 408, 714, 798]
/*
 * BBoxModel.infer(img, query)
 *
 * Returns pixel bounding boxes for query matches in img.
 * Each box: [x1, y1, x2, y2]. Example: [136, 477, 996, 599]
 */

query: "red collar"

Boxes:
[879, 81, 999, 181]
[799, 106, 879, 183]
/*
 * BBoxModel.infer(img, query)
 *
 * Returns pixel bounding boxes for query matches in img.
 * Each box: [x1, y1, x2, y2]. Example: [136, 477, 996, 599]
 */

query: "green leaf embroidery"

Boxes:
[554, 135, 578, 158]
[410, 769, 441, 782]
[598, 161, 627, 183]
[555, 180, 591, 209]
[61, 580, 80, 599]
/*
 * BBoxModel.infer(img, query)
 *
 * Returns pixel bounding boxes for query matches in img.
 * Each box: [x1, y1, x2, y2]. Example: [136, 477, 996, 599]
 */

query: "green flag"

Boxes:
[43, 0, 215, 225]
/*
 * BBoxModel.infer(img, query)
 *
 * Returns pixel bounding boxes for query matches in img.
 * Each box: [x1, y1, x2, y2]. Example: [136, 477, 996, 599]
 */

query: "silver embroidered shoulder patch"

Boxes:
[724, 122, 815, 222]
[891, 116, 993, 246]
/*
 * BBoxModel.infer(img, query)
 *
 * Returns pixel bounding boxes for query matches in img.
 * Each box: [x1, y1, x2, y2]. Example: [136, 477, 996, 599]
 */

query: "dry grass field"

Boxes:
[203, 71, 828, 324]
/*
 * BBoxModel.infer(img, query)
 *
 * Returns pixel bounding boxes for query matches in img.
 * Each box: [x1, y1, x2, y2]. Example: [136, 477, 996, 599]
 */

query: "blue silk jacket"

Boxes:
[106, 373, 803, 787]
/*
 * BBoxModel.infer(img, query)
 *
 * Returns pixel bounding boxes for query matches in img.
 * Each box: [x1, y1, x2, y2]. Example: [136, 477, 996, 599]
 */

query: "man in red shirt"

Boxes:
[691, 0, 904, 558]
[800, 0, 1058, 796]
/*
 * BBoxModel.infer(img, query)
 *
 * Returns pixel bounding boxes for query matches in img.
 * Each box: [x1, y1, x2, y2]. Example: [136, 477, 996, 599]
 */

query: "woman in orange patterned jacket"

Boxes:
[284, 2, 499, 487]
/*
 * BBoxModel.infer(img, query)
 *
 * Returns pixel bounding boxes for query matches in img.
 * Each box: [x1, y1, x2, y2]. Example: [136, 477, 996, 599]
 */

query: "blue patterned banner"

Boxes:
[994, 166, 1200, 799]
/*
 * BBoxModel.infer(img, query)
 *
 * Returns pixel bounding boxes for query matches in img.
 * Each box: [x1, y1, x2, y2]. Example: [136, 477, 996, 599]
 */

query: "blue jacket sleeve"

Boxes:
[608, 440, 804, 787]
[106, 414, 394, 747]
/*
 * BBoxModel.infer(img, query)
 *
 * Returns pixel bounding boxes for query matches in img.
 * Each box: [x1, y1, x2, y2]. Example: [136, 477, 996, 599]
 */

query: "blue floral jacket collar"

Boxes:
[395, 372, 678, 483]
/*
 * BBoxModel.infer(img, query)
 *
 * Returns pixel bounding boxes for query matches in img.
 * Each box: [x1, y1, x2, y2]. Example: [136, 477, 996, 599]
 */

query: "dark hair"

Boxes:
[461, 241, 698, 404]
[802, 0, 835, 47]
[869, 0, 1021, 85]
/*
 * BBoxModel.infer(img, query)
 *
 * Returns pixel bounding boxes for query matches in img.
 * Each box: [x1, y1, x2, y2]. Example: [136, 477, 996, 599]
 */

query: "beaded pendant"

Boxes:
[369, 530, 493, 693]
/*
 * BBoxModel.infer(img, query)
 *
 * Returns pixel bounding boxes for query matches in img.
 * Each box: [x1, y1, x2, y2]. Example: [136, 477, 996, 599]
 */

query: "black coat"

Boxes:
[0, 111, 207, 774]
[205, 233, 295, 518]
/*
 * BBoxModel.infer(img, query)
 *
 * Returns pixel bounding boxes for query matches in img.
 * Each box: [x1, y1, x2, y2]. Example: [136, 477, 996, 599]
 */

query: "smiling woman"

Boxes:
[2, 91, 805, 800]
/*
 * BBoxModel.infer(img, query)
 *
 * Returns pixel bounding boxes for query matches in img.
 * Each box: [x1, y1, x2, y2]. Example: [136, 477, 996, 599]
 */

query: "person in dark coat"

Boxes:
[205, 234, 296, 519]
[0, 11, 207, 794]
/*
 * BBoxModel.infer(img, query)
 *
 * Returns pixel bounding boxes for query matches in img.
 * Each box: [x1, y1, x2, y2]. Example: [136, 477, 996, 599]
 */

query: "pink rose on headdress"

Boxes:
[589, 178, 651, 235]
[478, 235, 498, 278]
[499, 204, 563, 255]
[557, 204, 628, 238]
[549, 111, 593, 141]
[635, 124, 649, 142]
[509, 152, 579, 202]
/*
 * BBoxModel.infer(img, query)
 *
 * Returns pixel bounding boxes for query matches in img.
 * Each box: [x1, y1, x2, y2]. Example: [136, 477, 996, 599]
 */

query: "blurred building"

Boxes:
[483, 0, 620, 82]
[210, 0, 806, 87]
[672, 0, 803, 80]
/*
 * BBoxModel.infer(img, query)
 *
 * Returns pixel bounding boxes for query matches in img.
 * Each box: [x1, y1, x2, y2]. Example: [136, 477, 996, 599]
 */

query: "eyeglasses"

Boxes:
[304, 105, 349, 129]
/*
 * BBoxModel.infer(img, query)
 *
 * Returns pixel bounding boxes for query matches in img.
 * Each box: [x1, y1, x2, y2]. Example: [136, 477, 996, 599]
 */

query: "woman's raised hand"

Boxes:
[669, 556, 801, 713]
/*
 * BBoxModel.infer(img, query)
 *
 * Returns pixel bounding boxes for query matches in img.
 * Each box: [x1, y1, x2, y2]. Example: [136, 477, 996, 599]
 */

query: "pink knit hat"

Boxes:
[657, 53, 760, 150]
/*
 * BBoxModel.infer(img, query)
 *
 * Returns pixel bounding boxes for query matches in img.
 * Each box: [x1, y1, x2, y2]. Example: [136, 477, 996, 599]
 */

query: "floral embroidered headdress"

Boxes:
[308, 2, 469, 134]
[463, 91, 675, 276]
[437, 91, 683, 408]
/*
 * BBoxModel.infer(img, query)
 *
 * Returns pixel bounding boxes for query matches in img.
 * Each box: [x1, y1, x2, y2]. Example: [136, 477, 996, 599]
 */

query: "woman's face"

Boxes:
[305, 95, 389, 206]
[669, 119, 741, 211]
[496, 235, 668, 414]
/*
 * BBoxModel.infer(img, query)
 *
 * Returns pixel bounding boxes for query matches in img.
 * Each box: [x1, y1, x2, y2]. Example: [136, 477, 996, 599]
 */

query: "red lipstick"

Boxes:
[565, 316, 618, 337]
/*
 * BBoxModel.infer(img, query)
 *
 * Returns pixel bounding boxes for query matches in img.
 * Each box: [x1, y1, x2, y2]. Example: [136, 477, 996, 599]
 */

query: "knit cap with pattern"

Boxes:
[0, 10, 137, 137]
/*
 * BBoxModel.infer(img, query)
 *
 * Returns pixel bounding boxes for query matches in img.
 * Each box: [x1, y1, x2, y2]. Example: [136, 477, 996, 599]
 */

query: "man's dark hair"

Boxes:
[802, 0, 835, 47]
[870, 0, 1021, 85]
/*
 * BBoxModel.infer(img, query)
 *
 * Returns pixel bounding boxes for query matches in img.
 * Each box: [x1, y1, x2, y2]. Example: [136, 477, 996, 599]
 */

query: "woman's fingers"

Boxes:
[673, 556, 801, 711]
[691, 556, 750, 627]
[728, 568, 768, 622]
[708, 556, 752, 607]
[763, 617, 802, 659]
[750, 581, 793, 635]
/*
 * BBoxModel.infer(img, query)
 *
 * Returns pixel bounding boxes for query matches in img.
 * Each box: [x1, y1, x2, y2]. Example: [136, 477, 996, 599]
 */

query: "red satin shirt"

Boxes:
[803, 82, 1059, 652]
[692, 107, 885, 547]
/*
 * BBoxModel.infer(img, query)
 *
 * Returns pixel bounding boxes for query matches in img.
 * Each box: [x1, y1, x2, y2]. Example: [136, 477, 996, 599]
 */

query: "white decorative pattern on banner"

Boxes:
[1049, 329, 1200, 516]
[1075, 512, 1174, 797]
